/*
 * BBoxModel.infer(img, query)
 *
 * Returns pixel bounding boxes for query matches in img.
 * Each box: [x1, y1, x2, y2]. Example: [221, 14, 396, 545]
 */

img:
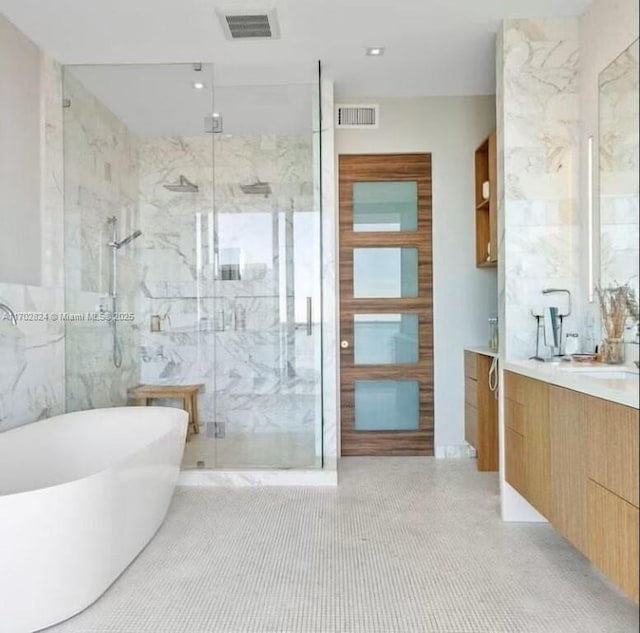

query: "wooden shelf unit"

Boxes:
[474, 132, 497, 267]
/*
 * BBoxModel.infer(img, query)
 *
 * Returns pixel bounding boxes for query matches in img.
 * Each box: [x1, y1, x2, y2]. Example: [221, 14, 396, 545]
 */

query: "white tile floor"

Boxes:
[46, 458, 639, 633]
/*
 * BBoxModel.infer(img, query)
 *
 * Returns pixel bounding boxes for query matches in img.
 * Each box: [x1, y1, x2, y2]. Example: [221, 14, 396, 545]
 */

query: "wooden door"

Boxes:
[338, 154, 433, 456]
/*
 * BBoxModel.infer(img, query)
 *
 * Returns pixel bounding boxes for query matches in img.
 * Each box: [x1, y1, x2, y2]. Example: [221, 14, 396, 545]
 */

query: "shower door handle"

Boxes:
[306, 297, 313, 336]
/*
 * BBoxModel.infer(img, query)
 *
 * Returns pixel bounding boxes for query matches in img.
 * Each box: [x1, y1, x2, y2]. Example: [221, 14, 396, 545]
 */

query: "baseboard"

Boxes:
[435, 444, 477, 459]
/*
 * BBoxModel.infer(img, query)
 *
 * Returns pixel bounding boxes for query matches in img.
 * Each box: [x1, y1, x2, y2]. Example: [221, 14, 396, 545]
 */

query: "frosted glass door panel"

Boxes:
[354, 314, 418, 365]
[354, 380, 420, 431]
[353, 181, 418, 232]
[353, 248, 418, 298]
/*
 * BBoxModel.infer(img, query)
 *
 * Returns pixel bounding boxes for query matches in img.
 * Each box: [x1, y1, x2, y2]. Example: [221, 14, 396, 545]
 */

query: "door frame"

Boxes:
[338, 153, 434, 456]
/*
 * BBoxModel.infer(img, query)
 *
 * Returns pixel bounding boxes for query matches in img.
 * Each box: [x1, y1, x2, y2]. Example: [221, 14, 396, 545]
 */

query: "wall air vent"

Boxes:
[335, 104, 379, 129]
[217, 9, 280, 40]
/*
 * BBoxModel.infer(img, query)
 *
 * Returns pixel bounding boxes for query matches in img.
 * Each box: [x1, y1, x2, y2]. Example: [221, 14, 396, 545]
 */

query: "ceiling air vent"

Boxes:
[335, 104, 379, 129]
[218, 9, 280, 40]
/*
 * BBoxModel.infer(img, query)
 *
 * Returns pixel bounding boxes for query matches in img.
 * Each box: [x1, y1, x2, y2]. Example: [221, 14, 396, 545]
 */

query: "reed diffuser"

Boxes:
[595, 283, 639, 364]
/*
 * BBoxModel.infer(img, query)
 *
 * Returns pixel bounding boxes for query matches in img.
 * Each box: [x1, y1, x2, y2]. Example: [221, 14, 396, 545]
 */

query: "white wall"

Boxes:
[0, 14, 41, 286]
[336, 96, 497, 453]
[0, 15, 66, 431]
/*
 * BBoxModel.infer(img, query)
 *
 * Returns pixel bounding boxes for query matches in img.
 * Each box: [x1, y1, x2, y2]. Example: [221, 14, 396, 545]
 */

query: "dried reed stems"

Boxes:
[596, 283, 639, 339]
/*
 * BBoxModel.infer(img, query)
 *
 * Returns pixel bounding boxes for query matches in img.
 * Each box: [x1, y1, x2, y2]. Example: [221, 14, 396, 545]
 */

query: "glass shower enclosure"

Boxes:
[62, 62, 323, 470]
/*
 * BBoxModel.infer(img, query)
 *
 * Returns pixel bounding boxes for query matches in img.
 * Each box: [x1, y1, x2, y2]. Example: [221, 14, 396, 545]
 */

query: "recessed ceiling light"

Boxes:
[192, 81, 205, 90]
[366, 47, 385, 56]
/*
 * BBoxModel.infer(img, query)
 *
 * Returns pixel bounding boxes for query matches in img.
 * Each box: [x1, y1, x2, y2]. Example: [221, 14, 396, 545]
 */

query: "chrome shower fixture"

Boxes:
[105, 216, 142, 369]
[163, 175, 199, 193]
[108, 229, 142, 250]
[240, 180, 272, 196]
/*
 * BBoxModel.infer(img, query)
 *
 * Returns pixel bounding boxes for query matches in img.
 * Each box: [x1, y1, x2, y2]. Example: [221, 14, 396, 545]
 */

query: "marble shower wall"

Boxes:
[498, 19, 582, 360]
[63, 71, 141, 411]
[137, 132, 324, 465]
[318, 80, 338, 466]
[136, 136, 216, 416]
[0, 17, 65, 431]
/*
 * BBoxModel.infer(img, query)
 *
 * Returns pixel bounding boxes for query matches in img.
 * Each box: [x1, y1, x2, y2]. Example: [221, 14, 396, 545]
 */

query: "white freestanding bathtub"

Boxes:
[0, 406, 188, 632]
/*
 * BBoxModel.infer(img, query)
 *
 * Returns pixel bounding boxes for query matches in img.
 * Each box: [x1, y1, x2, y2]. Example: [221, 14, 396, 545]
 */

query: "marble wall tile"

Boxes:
[318, 80, 338, 462]
[498, 19, 582, 360]
[137, 117, 330, 466]
[62, 71, 140, 412]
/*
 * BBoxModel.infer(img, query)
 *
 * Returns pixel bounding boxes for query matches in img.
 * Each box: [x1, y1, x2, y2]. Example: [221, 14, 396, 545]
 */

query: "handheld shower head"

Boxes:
[109, 229, 142, 249]
[117, 230, 142, 248]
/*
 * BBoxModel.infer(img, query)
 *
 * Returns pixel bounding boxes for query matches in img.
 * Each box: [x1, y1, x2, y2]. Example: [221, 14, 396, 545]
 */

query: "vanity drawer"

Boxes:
[587, 479, 639, 602]
[464, 351, 477, 380]
[587, 396, 639, 508]
[504, 371, 526, 404]
[504, 398, 525, 435]
[465, 403, 478, 449]
[505, 427, 526, 495]
[465, 377, 478, 407]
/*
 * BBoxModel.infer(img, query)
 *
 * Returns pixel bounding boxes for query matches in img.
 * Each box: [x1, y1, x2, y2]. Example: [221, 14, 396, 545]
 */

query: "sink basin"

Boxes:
[567, 369, 639, 380]
[584, 371, 638, 380]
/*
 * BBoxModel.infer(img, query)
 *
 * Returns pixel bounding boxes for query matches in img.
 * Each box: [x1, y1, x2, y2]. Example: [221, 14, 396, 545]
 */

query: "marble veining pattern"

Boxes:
[137, 126, 326, 469]
[319, 80, 338, 464]
[499, 19, 582, 360]
[63, 70, 141, 412]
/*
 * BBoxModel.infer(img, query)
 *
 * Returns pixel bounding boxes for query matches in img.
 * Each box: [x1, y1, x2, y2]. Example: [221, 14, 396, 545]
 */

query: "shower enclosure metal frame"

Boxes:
[106, 216, 142, 368]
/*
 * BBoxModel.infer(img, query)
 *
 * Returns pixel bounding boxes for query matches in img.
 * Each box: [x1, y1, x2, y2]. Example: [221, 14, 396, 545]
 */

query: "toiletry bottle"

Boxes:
[565, 332, 580, 356]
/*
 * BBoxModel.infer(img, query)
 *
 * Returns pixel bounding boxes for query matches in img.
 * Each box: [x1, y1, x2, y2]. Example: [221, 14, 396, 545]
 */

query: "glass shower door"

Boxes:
[211, 78, 323, 469]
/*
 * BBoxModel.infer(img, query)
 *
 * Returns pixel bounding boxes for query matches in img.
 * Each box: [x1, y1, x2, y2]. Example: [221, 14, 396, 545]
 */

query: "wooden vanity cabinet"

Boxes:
[586, 396, 638, 507]
[464, 351, 498, 471]
[549, 387, 588, 553]
[503, 372, 551, 518]
[586, 396, 639, 602]
[505, 371, 639, 602]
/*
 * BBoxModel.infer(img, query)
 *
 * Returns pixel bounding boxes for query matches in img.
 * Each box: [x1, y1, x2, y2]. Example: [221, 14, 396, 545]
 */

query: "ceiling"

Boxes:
[67, 64, 314, 137]
[0, 0, 590, 97]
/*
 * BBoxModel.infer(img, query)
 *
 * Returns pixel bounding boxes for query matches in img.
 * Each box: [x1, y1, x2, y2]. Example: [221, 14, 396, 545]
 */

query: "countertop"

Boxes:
[465, 346, 499, 358]
[503, 359, 640, 409]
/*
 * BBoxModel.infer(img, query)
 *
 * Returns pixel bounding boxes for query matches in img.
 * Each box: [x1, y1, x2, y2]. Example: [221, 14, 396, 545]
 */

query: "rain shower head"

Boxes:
[240, 180, 271, 196]
[163, 175, 199, 193]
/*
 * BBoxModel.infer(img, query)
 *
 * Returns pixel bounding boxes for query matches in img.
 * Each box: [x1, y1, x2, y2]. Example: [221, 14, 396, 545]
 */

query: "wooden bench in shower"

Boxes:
[128, 384, 203, 440]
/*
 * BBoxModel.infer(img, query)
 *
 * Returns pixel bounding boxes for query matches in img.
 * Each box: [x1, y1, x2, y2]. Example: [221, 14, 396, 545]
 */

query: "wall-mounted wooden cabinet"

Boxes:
[504, 371, 639, 603]
[464, 351, 498, 471]
[549, 387, 588, 553]
[474, 132, 497, 268]
[503, 372, 551, 518]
